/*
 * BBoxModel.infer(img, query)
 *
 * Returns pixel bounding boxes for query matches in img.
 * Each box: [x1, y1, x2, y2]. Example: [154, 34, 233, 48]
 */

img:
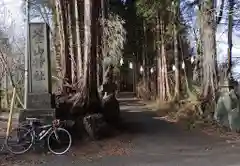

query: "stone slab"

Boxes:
[27, 92, 53, 109]
[19, 108, 55, 124]
[29, 23, 51, 94]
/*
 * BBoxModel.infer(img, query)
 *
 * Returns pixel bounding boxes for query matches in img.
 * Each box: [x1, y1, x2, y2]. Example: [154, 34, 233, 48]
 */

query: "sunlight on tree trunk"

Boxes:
[68, 0, 77, 85]
[55, 0, 66, 86]
[74, 0, 83, 83]
[200, 0, 218, 98]
[156, 13, 171, 101]
[52, 3, 62, 87]
[83, 0, 91, 91]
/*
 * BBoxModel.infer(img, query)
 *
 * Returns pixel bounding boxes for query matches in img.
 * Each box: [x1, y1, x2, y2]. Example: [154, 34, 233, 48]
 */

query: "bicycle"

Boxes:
[6, 117, 72, 155]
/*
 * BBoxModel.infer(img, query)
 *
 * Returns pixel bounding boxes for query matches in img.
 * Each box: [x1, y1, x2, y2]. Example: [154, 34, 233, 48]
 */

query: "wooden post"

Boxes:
[6, 87, 16, 137]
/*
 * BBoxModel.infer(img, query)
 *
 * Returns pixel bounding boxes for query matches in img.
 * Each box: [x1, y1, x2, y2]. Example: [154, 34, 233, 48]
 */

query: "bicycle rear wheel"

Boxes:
[6, 127, 33, 154]
[47, 128, 72, 155]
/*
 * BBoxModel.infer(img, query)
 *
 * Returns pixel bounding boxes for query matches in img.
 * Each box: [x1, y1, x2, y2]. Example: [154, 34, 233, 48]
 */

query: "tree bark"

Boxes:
[57, 0, 72, 90]
[156, 14, 162, 100]
[200, 0, 218, 98]
[142, 20, 148, 92]
[83, 0, 101, 108]
[227, 0, 234, 86]
[68, 0, 77, 85]
[74, 0, 83, 83]
[173, 0, 180, 100]
[157, 13, 169, 101]
[83, 0, 91, 90]
[53, 1, 62, 86]
[97, 0, 103, 87]
[160, 19, 166, 101]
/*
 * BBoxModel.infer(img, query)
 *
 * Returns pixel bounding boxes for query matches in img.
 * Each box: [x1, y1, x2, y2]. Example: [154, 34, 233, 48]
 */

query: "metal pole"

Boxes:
[24, 0, 30, 109]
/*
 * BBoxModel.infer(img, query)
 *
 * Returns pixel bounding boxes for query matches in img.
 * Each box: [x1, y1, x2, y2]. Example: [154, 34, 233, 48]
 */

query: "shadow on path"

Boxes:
[2, 97, 240, 166]
[116, 98, 240, 152]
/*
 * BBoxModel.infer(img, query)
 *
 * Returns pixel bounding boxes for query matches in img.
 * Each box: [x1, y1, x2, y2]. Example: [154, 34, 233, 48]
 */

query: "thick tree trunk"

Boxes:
[74, 0, 83, 83]
[90, 0, 100, 93]
[68, 0, 77, 85]
[83, 0, 101, 109]
[156, 13, 171, 101]
[80, 0, 85, 73]
[201, 0, 218, 98]
[156, 15, 161, 100]
[157, 14, 169, 101]
[83, 0, 91, 90]
[142, 20, 149, 92]
[97, 0, 103, 87]
[173, 0, 180, 100]
[54, 0, 72, 91]
[56, 1, 72, 91]
[160, 19, 167, 101]
[162, 46, 171, 100]
[227, 0, 234, 86]
[53, 1, 62, 86]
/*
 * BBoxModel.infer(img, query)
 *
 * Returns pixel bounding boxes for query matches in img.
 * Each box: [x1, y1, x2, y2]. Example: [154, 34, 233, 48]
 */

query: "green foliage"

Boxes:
[135, 0, 170, 21]
[102, 13, 126, 67]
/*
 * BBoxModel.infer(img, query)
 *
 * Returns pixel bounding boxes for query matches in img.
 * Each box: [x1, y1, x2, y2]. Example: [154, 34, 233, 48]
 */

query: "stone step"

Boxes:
[0, 112, 19, 122]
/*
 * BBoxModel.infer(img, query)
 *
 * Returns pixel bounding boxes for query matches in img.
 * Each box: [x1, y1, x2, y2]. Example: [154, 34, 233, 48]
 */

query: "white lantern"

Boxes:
[129, 62, 133, 69]
[172, 65, 176, 71]
[140, 66, 144, 72]
[182, 62, 185, 69]
[150, 68, 154, 73]
[120, 58, 124, 66]
[190, 56, 194, 64]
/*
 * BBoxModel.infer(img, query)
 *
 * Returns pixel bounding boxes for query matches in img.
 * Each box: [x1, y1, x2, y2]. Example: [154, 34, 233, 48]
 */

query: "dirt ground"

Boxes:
[1, 97, 240, 166]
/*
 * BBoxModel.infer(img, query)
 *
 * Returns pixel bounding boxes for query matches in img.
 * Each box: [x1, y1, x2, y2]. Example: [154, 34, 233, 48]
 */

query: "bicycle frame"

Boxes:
[38, 125, 53, 141]
[7, 119, 72, 155]
[25, 123, 52, 142]
[24, 119, 64, 142]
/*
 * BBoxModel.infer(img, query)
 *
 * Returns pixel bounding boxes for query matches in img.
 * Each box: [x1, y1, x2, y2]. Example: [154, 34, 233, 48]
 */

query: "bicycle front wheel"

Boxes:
[47, 128, 72, 155]
[6, 127, 33, 154]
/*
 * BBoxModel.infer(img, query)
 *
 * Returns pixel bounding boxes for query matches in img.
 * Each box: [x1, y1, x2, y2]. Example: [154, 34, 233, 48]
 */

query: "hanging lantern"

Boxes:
[129, 62, 133, 69]
[150, 67, 154, 73]
[140, 66, 144, 72]
[120, 58, 124, 66]
[172, 65, 176, 71]
[190, 56, 194, 64]
[182, 62, 185, 69]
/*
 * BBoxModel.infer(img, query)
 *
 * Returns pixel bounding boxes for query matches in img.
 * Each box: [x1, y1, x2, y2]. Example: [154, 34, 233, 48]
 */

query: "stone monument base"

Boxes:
[18, 108, 55, 124]
[27, 93, 54, 109]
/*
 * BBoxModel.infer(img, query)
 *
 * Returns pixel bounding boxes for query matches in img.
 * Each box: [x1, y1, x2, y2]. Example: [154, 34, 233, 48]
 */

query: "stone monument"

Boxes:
[19, 23, 55, 123]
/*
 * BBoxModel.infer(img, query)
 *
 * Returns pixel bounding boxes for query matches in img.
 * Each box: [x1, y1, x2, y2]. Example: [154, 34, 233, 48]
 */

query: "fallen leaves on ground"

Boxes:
[0, 133, 134, 166]
[70, 134, 133, 160]
[145, 99, 240, 143]
[0, 153, 47, 166]
[200, 122, 240, 141]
